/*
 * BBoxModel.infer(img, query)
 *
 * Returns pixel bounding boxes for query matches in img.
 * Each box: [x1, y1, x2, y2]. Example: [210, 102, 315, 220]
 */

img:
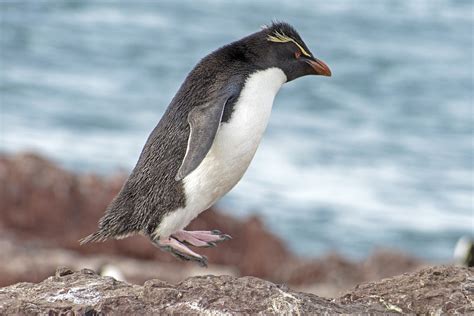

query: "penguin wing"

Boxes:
[175, 99, 226, 181]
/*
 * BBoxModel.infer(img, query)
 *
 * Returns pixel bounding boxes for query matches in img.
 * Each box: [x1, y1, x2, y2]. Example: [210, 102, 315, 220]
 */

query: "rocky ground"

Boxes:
[0, 265, 472, 314]
[0, 152, 430, 298]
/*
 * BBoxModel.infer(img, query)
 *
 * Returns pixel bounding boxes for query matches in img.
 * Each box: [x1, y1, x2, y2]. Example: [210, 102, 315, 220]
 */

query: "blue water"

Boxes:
[1, 0, 472, 261]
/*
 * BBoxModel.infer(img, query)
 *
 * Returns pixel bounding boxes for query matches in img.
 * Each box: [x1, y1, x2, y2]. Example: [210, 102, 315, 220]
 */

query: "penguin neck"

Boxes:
[246, 66, 288, 94]
[225, 67, 286, 131]
[222, 67, 287, 123]
[214, 67, 287, 158]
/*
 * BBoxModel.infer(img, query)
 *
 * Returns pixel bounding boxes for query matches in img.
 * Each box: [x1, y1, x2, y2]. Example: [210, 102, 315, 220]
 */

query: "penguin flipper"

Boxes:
[175, 100, 226, 181]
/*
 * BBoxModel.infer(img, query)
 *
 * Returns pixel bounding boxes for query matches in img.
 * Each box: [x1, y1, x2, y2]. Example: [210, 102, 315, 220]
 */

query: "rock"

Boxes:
[0, 266, 471, 314]
[337, 265, 474, 314]
[55, 267, 74, 277]
[0, 268, 353, 314]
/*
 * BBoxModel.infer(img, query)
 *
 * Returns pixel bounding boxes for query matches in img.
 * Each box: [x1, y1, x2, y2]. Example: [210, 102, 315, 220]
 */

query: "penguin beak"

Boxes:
[305, 57, 332, 77]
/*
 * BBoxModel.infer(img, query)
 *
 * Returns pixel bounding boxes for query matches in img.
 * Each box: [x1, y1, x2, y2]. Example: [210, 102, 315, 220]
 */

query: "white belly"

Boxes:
[156, 68, 287, 238]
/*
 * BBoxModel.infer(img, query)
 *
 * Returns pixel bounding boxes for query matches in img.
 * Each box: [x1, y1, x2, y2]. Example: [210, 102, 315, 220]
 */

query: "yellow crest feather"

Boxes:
[267, 31, 311, 57]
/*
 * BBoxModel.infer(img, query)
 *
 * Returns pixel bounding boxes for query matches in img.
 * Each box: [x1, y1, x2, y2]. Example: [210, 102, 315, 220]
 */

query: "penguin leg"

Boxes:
[153, 237, 208, 267]
[172, 230, 232, 247]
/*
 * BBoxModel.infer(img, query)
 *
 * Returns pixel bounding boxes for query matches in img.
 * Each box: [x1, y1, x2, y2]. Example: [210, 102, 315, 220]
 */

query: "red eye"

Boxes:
[294, 51, 301, 59]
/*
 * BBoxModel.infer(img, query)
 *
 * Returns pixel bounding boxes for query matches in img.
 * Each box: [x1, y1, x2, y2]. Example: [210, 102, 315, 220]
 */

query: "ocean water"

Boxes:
[1, 0, 472, 261]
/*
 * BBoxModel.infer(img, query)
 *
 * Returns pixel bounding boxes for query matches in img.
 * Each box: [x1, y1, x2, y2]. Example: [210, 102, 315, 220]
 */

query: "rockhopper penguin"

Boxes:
[81, 22, 331, 267]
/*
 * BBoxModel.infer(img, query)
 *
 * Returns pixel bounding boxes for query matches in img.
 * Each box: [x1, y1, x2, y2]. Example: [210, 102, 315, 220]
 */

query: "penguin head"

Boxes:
[241, 22, 331, 82]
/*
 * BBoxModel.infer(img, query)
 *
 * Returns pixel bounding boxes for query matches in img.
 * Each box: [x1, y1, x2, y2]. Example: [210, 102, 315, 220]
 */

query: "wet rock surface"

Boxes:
[0, 266, 472, 315]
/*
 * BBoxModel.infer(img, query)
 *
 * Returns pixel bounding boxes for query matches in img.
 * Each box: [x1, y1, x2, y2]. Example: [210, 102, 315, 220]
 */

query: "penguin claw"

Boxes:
[211, 230, 231, 241]
[208, 230, 232, 241]
[219, 234, 230, 240]
[196, 256, 208, 268]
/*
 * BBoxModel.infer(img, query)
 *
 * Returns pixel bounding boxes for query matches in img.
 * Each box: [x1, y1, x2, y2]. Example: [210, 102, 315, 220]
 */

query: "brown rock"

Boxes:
[0, 268, 355, 314]
[337, 265, 474, 314]
[0, 266, 471, 314]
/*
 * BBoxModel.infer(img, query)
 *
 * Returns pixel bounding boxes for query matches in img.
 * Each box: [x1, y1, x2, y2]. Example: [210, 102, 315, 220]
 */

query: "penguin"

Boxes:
[81, 22, 331, 267]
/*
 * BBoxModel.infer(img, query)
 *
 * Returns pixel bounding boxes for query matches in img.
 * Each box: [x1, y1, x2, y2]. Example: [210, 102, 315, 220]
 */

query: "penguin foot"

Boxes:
[172, 230, 232, 248]
[153, 237, 208, 267]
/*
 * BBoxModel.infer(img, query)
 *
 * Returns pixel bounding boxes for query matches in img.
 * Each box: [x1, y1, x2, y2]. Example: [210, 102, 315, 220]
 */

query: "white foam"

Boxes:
[5, 67, 120, 97]
[68, 8, 169, 28]
[226, 134, 473, 233]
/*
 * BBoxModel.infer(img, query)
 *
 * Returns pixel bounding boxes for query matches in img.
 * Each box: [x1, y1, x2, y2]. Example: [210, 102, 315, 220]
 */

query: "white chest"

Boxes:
[156, 68, 286, 237]
[185, 67, 287, 207]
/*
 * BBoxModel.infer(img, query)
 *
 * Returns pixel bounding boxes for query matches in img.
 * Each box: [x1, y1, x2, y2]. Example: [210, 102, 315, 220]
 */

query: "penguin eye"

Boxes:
[294, 50, 301, 59]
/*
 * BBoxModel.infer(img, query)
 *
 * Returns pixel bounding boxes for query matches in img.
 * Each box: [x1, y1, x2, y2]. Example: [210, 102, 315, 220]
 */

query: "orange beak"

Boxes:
[306, 57, 332, 77]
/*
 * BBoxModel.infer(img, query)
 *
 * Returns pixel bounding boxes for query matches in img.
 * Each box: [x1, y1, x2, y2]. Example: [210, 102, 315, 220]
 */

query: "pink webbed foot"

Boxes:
[153, 237, 208, 267]
[172, 230, 232, 248]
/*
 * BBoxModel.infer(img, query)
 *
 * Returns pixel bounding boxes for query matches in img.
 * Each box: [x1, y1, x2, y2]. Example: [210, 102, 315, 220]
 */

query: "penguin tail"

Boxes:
[80, 194, 139, 245]
[79, 230, 109, 245]
[80, 212, 137, 245]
